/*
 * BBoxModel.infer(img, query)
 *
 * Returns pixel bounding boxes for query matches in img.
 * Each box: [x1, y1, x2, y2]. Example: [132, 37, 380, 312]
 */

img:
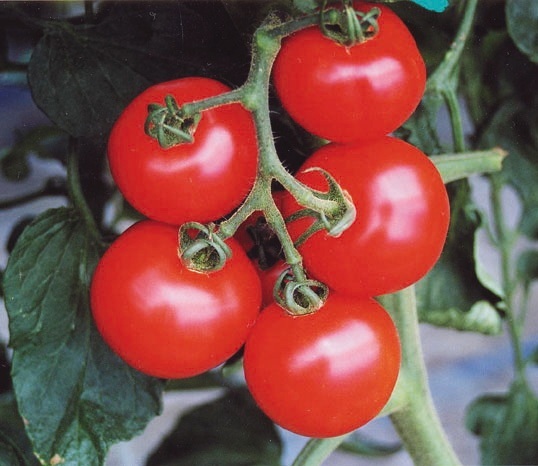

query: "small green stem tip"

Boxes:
[178, 222, 231, 273]
[320, 2, 380, 47]
[145, 95, 201, 149]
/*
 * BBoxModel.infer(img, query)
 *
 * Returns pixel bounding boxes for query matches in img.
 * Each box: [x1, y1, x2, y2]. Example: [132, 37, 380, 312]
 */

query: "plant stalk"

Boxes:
[66, 139, 102, 242]
[489, 174, 526, 381]
[427, 0, 478, 153]
[291, 436, 348, 466]
[380, 287, 461, 466]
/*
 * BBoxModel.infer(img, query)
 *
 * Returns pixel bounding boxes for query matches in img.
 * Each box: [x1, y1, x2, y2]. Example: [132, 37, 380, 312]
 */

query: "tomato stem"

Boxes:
[380, 287, 462, 466]
[66, 139, 102, 244]
[430, 148, 506, 184]
[178, 222, 232, 273]
[427, 0, 478, 153]
[175, 17, 356, 313]
[489, 174, 527, 383]
[320, 2, 380, 47]
[291, 436, 348, 466]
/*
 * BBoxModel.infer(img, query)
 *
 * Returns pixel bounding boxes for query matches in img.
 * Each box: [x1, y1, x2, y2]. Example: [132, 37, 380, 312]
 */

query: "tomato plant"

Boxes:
[282, 136, 450, 297]
[90, 220, 262, 379]
[2, 0, 528, 465]
[244, 294, 401, 438]
[272, 2, 426, 143]
[107, 77, 258, 225]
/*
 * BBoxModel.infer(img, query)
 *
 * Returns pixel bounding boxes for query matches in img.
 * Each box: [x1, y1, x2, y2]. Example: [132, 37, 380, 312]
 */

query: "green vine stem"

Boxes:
[489, 174, 526, 381]
[165, 15, 355, 298]
[66, 139, 102, 243]
[291, 435, 348, 466]
[427, 0, 478, 153]
[431, 148, 506, 184]
[380, 287, 462, 466]
[289, 384, 408, 466]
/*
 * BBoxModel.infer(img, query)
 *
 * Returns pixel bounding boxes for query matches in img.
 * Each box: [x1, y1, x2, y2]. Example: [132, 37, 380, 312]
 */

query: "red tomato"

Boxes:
[108, 77, 258, 225]
[90, 220, 262, 379]
[258, 260, 290, 307]
[272, 2, 426, 143]
[244, 294, 401, 437]
[281, 137, 450, 297]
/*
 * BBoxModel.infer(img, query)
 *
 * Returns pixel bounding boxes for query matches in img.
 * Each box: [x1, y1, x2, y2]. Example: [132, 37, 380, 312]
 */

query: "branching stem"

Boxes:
[173, 16, 351, 305]
[490, 174, 526, 382]
[427, 0, 478, 152]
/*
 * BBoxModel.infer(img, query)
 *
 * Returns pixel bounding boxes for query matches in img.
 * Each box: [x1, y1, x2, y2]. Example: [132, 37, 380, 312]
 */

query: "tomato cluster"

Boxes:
[90, 1, 449, 440]
[91, 77, 262, 380]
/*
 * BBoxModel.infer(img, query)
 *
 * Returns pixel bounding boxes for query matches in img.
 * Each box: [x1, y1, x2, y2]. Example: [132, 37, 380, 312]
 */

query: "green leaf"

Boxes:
[27, 21, 151, 138]
[416, 184, 503, 334]
[27, 3, 248, 139]
[506, 0, 538, 63]
[396, 92, 445, 156]
[516, 249, 538, 285]
[418, 300, 502, 335]
[466, 381, 538, 465]
[147, 389, 282, 466]
[4, 208, 163, 466]
[0, 394, 39, 466]
[466, 393, 508, 437]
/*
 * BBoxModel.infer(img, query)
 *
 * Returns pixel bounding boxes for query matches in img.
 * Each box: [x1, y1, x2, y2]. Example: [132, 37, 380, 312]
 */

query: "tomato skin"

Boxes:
[90, 220, 262, 379]
[272, 2, 426, 143]
[244, 294, 401, 438]
[281, 136, 450, 297]
[257, 260, 289, 307]
[108, 77, 258, 225]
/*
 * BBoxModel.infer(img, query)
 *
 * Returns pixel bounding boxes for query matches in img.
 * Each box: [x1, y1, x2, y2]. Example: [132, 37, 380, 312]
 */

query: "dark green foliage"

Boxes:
[146, 389, 282, 466]
[466, 381, 538, 465]
[3, 208, 164, 466]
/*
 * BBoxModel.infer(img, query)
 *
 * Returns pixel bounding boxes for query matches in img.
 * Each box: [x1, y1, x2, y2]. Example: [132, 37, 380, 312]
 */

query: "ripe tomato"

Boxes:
[244, 294, 401, 437]
[281, 136, 450, 297]
[272, 2, 426, 143]
[257, 260, 290, 307]
[90, 220, 262, 379]
[108, 77, 258, 225]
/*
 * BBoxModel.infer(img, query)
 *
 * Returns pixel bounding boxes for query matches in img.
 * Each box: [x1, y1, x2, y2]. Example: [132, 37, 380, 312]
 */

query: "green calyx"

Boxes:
[145, 95, 201, 149]
[320, 1, 380, 47]
[178, 222, 232, 273]
[273, 267, 329, 316]
[286, 168, 357, 247]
